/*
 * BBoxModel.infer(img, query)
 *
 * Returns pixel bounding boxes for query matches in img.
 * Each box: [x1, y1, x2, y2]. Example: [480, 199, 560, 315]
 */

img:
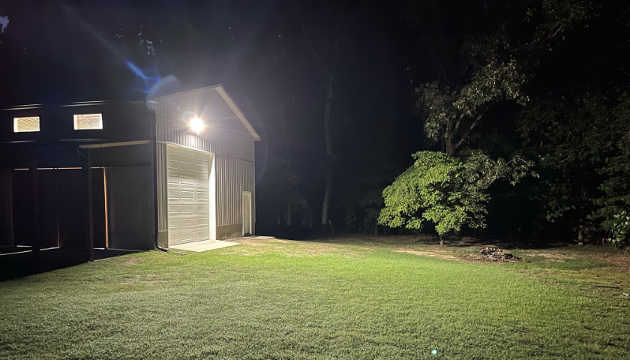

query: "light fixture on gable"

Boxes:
[181, 111, 205, 134]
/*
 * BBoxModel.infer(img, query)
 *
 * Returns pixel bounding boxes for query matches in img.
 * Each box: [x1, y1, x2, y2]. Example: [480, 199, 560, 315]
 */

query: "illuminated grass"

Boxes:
[0, 239, 629, 359]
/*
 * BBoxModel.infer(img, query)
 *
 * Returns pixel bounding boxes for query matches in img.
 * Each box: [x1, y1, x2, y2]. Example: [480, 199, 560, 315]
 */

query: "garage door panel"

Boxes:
[195, 164, 208, 174]
[180, 204, 195, 213]
[179, 162, 195, 172]
[194, 152, 207, 160]
[180, 231, 195, 241]
[180, 218, 195, 227]
[196, 229, 209, 238]
[167, 160, 179, 170]
[167, 145, 211, 246]
[180, 190, 195, 199]
[180, 177, 196, 186]
[173, 147, 194, 158]
[169, 218, 180, 228]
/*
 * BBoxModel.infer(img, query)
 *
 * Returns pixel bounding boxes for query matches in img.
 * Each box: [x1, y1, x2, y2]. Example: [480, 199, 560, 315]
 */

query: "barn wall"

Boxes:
[0, 102, 154, 144]
[106, 166, 154, 250]
[154, 88, 255, 163]
[156, 142, 168, 248]
[0, 170, 13, 247]
[155, 87, 257, 240]
[215, 156, 255, 229]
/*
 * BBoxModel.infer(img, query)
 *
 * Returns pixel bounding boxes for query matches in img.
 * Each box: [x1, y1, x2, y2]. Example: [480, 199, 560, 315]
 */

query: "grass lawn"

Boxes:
[1, 236, 629, 359]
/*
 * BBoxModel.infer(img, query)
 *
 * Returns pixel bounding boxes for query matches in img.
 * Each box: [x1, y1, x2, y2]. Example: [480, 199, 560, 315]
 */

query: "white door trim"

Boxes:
[242, 191, 252, 236]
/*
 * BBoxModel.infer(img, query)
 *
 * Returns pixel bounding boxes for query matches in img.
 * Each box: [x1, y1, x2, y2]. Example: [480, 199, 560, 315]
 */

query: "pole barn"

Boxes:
[0, 85, 260, 261]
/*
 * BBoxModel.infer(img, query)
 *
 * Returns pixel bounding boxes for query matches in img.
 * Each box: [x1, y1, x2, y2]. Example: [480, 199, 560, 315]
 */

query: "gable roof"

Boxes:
[155, 84, 261, 141]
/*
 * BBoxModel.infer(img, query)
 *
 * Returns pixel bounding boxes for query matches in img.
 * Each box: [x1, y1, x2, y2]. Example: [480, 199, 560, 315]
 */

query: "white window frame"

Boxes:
[13, 116, 41, 133]
[73, 113, 103, 130]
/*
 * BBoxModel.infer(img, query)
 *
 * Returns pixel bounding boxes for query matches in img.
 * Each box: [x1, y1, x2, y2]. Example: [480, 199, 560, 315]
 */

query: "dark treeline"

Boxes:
[0, 1, 628, 246]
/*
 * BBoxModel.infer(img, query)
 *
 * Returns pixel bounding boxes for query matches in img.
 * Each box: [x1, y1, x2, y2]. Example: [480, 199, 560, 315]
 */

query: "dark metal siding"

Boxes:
[0, 102, 153, 144]
[106, 166, 154, 250]
[0, 170, 13, 247]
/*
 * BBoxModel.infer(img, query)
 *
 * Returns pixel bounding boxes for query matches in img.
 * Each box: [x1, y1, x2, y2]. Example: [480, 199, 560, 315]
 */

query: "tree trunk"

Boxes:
[445, 119, 455, 155]
[445, 136, 455, 155]
[295, 4, 339, 230]
[321, 74, 335, 227]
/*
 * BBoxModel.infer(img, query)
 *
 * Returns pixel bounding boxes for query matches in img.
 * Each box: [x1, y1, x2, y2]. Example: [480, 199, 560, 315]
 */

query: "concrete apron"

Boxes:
[169, 240, 241, 253]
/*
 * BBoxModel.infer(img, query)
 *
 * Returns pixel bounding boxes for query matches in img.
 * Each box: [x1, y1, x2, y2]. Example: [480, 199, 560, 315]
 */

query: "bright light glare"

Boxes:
[189, 117, 205, 133]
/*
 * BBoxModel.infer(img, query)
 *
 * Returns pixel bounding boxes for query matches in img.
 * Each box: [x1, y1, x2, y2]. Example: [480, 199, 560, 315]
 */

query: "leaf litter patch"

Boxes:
[462, 247, 523, 262]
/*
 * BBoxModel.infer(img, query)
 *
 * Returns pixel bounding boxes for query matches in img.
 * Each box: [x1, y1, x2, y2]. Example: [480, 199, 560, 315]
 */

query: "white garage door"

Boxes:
[166, 145, 211, 246]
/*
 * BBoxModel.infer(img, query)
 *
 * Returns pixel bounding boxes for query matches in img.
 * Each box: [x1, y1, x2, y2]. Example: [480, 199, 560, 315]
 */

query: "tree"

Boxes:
[513, 0, 630, 243]
[411, 0, 593, 155]
[379, 0, 595, 242]
[517, 92, 623, 233]
[592, 93, 630, 248]
[294, 0, 340, 231]
[379, 151, 532, 245]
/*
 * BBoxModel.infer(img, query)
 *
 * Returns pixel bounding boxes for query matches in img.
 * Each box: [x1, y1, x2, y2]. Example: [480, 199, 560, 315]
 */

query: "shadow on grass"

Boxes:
[0, 247, 141, 282]
[302, 232, 575, 250]
[510, 256, 613, 270]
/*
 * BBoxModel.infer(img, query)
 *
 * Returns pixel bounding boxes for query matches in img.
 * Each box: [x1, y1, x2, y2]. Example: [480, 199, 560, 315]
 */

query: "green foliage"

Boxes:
[339, 162, 403, 233]
[401, 0, 619, 245]
[526, 0, 595, 51]
[256, 154, 305, 225]
[414, 0, 593, 154]
[379, 151, 533, 235]
[417, 60, 528, 152]
[594, 93, 630, 248]
[518, 93, 619, 223]
[518, 91, 630, 247]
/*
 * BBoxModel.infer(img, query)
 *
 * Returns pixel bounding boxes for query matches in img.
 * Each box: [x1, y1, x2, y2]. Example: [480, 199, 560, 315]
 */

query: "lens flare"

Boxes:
[189, 117, 205, 133]
[125, 60, 161, 94]
[125, 61, 181, 103]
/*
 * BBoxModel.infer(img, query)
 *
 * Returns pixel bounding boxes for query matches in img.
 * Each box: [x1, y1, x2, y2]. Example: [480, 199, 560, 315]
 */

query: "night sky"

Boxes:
[2, 1, 628, 236]
[0, 0, 424, 230]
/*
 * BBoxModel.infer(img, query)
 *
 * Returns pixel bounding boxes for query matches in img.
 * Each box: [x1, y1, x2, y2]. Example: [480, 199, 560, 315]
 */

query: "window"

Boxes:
[14, 116, 40, 133]
[73, 113, 103, 130]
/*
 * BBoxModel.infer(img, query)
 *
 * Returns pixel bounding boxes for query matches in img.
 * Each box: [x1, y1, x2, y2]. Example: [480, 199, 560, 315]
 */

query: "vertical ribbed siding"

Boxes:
[156, 143, 168, 232]
[154, 86, 257, 233]
[215, 157, 255, 226]
[154, 88, 255, 162]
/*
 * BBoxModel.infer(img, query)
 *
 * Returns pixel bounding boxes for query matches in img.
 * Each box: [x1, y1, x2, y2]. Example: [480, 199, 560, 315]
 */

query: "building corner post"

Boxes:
[31, 158, 40, 258]
[85, 149, 94, 262]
